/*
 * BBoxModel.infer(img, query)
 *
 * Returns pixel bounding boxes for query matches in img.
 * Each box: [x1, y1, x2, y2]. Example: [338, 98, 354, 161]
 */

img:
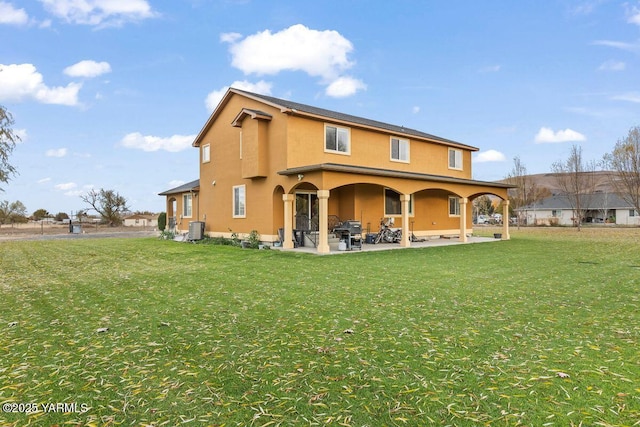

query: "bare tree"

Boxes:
[505, 156, 540, 228]
[0, 200, 27, 224]
[80, 189, 129, 226]
[551, 144, 597, 230]
[603, 126, 640, 215]
[0, 106, 20, 190]
[474, 195, 494, 216]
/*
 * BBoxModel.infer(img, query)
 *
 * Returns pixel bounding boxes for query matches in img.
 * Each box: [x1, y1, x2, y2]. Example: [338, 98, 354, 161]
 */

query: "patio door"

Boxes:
[295, 192, 318, 230]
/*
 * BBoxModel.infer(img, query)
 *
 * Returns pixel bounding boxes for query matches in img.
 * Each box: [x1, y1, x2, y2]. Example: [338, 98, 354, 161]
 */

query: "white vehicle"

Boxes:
[476, 215, 488, 224]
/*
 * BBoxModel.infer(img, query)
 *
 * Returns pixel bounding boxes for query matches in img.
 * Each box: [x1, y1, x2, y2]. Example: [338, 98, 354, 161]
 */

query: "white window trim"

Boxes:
[390, 137, 410, 163]
[183, 193, 193, 218]
[384, 188, 414, 217]
[324, 124, 351, 155]
[202, 144, 210, 163]
[233, 185, 246, 218]
[448, 196, 460, 217]
[448, 148, 463, 170]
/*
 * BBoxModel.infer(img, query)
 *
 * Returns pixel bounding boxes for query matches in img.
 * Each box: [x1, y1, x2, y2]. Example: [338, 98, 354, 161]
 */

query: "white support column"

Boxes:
[400, 194, 411, 247]
[502, 199, 511, 240]
[282, 194, 294, 249]
[459, 197, 468, 243]
[317, 190, 330, 254]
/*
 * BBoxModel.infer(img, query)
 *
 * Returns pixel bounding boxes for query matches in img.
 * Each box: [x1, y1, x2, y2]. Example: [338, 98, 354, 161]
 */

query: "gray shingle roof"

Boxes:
[232, 88, 476, 150]
[158, 179, 199, 196]
[521, 193, 634, 210]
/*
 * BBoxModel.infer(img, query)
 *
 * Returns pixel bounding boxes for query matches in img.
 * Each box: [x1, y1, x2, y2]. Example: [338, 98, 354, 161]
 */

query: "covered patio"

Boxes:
[277, 163, 513, 254]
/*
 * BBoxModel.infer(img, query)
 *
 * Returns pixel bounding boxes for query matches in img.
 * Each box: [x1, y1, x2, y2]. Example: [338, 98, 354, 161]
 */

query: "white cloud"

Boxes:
[64, 60, 111, 78]
[38, 177, 51, 184]
[479, 64, 501, 73]
[475, 149, 506, 163]
[205, 80, 272, 112]
[55, 182, 77, 191]
[592, 40, 640, 53]
[46, 148, 68, 157]
[222, 24, 365, 97]
[412, 106, 420, 114]
[0, 1, 28, 25]
[39, 0, 157, 27]
[598, 60, 625, 71]
[15, 128, 27, 142]
[534, 127, 586, 143]
[325, 76, 367, 98]
[225, 24, 354, 79]
[626, 4, 640, 25]
[612, 92, 640, 103]
[120, 132, 195, 152]
[0, 63, 81, 106]
[570, 2, 599, 15]
[220, 32, 242, 43]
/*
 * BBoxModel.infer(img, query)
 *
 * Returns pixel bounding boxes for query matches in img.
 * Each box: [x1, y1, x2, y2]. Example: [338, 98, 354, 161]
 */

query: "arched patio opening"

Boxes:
[167, 197, 177, 230]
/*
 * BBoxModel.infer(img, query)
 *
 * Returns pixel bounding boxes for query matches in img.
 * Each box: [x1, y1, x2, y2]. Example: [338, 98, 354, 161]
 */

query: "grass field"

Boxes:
[0, 228, 638, 426]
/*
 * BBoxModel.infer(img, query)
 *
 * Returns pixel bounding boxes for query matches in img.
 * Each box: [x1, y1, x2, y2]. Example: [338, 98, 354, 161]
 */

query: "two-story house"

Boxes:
[160, 88, 512, 253]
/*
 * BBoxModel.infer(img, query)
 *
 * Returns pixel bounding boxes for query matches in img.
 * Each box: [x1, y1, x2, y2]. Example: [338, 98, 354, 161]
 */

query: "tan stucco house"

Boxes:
[160, 88, 512, 253]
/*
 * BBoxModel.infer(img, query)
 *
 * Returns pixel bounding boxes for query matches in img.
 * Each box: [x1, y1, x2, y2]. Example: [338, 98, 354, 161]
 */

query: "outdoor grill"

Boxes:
[333, 220, 362, 250]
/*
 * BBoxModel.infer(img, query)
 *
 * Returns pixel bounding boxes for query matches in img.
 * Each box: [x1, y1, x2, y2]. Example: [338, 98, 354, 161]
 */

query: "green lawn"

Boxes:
[1, 228, 639, 426]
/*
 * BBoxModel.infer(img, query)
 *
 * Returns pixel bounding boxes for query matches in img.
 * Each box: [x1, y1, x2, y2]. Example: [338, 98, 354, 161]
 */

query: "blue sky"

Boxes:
[2, 0, 639, 216]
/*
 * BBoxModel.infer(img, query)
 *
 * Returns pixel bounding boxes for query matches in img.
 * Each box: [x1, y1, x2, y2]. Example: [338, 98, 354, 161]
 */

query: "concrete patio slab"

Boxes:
[272, 235, 501, 255]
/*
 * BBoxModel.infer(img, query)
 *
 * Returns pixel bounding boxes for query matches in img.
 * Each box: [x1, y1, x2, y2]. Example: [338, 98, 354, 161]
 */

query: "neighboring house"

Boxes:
[159, 88, 513, 253]
[519, 193, 640, 226]
[123, 214, 159, 228]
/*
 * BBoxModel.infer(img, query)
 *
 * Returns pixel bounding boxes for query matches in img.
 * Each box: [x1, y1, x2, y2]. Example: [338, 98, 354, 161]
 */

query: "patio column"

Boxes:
[317, 190, 330, 254]
[400, 194, 411, 247]
[459, 197, 468, 243]
[502, 199, 511, 240]
[282, 193, 294, 249]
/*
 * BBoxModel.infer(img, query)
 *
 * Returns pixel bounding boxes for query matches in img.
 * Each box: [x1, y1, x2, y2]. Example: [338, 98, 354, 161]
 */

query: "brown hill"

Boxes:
[498, 171, 617, 195]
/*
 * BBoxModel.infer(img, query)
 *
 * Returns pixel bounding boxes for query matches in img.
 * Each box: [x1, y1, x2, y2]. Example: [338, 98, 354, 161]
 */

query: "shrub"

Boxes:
[247, 230, 261, 249]
[159, 229, 175, 240]
[158, 212, 166, 231]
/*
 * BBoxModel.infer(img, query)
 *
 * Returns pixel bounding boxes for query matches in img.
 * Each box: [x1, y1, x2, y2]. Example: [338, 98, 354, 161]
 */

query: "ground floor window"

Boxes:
[630, 209, 638, 217]
[384, 189, 413, 216]
[449, 196, 460, 216]
[552, 209, 560, 217]
[183, 194, 192, 218]
[233, 185, 246, 218]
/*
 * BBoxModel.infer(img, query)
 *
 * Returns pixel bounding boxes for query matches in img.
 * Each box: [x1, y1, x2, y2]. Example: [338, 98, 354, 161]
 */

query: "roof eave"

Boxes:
[278, 163, 514, 188]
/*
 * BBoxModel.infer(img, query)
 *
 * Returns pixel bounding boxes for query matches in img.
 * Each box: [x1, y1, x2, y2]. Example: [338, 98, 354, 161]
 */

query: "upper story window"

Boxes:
[325, 124, 350, 155]
[448, 148, 463, 170]
[233, 185, 246, 218]
[183, 194, 193, 218]
[202, 144, 210, 163]
[390, 137, 409, 162]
